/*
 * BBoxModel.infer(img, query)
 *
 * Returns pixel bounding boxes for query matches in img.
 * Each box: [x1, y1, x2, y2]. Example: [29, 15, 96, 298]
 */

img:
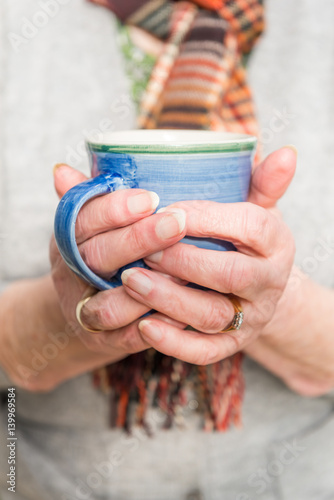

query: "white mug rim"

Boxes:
[86, 129, 257, 154]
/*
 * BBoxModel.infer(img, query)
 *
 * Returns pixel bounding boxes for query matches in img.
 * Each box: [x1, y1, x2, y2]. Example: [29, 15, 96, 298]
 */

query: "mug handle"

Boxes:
[54, 173, 126, 290]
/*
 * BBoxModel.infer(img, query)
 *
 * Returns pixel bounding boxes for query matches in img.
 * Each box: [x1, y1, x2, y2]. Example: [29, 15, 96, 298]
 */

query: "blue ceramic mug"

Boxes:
[54, 130, 256, 290]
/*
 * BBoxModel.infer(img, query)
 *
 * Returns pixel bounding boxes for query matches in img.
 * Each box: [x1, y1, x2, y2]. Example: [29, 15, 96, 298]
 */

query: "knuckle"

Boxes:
[198, 208, 221, 236]
[172, 243, 197, 279]
[168, 243, 200, 281]
[257, 263, 272, 291]
[222, 255, 254, 294]
[103, 304, 125, 331]
[116, 224, 147, 260]
[252, 300, 274, 326]
[101, 194, 123, 227]
[81, 297, 118, 331]
[79, 238, 103, 273]
[150, 241, 189, 277]
[199, 300, 228, 333]
[81, 301, 105, 331]
[129, 223, 149, 254]
[241, 260, 261, 292]
[240, 266, 257, 292]
[245, 205, 271, 248]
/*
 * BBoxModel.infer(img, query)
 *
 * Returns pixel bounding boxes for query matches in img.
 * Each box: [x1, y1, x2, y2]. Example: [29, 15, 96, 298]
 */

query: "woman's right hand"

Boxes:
[0, 164, 187, 393]
[50, 164, 187, 361]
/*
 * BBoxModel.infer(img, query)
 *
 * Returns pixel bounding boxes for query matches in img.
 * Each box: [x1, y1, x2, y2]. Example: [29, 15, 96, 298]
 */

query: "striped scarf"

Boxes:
[88, 0, 264, 432]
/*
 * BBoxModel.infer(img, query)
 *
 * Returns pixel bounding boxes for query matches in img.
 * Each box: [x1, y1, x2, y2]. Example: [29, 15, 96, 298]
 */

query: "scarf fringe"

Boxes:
[93, 350, 244, 433]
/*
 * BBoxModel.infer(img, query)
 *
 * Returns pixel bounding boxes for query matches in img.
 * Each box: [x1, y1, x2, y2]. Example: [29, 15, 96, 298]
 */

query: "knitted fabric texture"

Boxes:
[88, 0, 264, 432]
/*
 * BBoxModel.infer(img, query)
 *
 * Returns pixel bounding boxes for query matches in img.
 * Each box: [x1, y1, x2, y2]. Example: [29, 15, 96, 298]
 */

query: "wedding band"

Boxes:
[220, 295, 244, 333]
[76, 294, 103, 333]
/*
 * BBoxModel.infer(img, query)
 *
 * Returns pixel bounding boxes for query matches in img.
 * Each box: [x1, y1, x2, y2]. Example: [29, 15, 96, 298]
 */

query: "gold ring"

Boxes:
[219, 295, 244, 333]
[76, 294, 103, 333]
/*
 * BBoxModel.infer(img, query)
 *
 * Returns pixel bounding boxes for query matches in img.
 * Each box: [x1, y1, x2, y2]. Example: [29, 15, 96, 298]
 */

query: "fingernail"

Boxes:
[121, 269, 153, 296]
[127, 191, 160, 215]
[145, 251, 163, 264]
[155, 210, 186, 240]
[284, 145, 298, 156]
[157, 207, 166, 214]
[53, 163, 66, 175]
[138, 320, 163, 342]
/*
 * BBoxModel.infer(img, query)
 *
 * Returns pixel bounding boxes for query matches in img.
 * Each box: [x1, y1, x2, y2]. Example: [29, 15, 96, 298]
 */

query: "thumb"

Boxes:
[53, 164, 88, 199]
[248, 146, 297, 209]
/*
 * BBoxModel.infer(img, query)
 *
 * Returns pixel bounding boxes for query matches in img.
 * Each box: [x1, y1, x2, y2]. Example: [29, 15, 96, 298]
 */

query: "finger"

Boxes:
[75, 189, 159, 244]
[144, 244, 271, 298]
[248, 146, 297, 208]
[53, 163, 88, 198]
[121, 267, 242, 333]
[137, 317, 247, 365]
[79, 273, 186, 332]
[79, 286, 150, 332]
[84, 318, 149, 355]
[156, 201, 282, 257]
[83, 311, 188, 356]
[53, 164, 161, 243]
[79, 209, 186, 276]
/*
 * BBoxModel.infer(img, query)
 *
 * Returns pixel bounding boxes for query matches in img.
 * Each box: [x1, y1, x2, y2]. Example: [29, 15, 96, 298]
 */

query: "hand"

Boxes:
[120, 148, 297, 365]
[0, 164, 189, 393]
[50, 164, 187, 360]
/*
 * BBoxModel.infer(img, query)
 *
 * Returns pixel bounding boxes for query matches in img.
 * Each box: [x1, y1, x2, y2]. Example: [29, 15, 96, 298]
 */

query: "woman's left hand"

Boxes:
[121, 148, 297, 365]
